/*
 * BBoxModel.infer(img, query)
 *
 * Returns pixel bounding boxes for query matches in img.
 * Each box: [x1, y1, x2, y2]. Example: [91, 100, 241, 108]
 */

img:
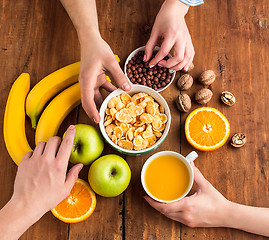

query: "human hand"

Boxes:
[144, 0, 194, 72]
[145, 162, 231, 228]
[10, 125, 83, 217]
[79, 32, 131, 123]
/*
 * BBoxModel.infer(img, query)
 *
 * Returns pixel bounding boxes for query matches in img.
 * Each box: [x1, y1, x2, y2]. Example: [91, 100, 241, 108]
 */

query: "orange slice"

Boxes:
[185, 107, 230, 151]
[51, 178, 96, 223]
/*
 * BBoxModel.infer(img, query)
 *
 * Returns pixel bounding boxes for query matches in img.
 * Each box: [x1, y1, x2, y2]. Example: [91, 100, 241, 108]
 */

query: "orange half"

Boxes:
[185, 107, 230, 151]
[51, 178, 96, 223]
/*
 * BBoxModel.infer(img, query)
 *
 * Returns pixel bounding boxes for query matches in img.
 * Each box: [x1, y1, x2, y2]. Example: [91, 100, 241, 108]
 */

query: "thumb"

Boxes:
[65, 163, 84, 193]
[144, 31, 159, 62]
[192, 164, 209, 191]
[106, 61, 131, 91]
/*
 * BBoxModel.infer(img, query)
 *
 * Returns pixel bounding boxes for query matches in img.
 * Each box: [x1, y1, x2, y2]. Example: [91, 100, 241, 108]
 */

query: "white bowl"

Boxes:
[124, 46, 176, 93]
[99, 85, 171, 155]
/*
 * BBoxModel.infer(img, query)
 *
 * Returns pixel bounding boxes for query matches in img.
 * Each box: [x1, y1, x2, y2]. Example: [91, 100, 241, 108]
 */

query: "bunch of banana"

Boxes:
[4, 73, 33, 165]
[4, 55, 120, 165]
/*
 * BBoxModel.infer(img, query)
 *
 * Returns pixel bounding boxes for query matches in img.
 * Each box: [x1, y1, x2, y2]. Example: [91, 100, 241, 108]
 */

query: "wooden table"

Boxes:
[0, 0, 268, 239]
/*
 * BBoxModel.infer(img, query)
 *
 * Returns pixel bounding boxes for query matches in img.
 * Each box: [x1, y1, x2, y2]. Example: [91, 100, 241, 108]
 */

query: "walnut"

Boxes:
[181, 62, 194, 73]
[199, 70, 216, 85]
[231, 133, 246, 147]
[176, 94, 191, 112]
[221, 91, 236, 106]
[177, 74, 193, 91]
[195, 88, 213, 104]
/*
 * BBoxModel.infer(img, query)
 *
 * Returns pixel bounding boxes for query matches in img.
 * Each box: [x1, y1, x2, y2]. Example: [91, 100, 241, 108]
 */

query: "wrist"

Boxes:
[78, 28, 101, 45]
[220, 200, 241, 228]
[0, 198, 45, 239]
[8, 196, 45, 223]
[164, 0, 189, 16]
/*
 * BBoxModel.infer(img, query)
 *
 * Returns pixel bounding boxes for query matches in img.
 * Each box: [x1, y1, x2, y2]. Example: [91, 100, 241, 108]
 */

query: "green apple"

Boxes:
[88, 154, 131, 197]
[64, 124, 104, 165]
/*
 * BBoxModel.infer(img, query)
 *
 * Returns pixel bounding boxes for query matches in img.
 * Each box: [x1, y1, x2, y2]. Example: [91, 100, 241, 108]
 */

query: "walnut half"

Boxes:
[221, 91, 236, 106]
[231, 133, 246, 147]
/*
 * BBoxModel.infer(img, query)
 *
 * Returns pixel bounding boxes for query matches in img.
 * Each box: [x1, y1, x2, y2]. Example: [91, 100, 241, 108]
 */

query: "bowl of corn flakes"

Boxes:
[99, 85, 171, 155]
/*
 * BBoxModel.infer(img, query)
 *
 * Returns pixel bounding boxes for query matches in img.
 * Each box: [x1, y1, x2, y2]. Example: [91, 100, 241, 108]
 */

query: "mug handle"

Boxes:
[185, 151, 198, 162]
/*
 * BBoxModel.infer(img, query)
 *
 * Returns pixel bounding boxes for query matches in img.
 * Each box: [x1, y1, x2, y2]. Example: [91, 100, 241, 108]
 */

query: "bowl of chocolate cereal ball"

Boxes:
[124, 46, 176, 92]
[99, 85, 171, 155]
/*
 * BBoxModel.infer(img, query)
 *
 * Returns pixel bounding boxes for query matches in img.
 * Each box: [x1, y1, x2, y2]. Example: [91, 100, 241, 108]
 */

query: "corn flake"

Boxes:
[115, 108, 133, 123]
[134, 126, 145, 137]
[104, 117, 113, 126]
[108, 96, 120, 108]
[105, 124, 116, 137]
[114, 126, 123, 139]
[111, 135, 118, 144]
[146, 101, 156, 115]
[140, 113, 154, 124]
[131, 93, 148, 103]
[154, 131, 162, 138]
[159, 113, 168, 123]
[118, 139, 133, 150]
[120, 93, 131, 105]
[133, 135, 143, 147]
[152, 115, 162, 130]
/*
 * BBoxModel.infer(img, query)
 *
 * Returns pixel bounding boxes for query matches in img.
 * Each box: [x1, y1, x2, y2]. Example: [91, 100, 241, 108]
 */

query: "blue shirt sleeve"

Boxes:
[179, 0, 204, 6]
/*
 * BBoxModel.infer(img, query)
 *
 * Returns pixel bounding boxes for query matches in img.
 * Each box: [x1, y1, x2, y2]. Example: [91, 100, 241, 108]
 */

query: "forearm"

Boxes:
[59, 0, 100, 41]
[224, 201, 269, 237]
[0, 198, 43, 240]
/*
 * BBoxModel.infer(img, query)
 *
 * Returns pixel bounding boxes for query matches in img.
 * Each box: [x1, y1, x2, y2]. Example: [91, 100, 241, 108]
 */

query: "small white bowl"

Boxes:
[124, 46, 176, 93]
[99, 85, 171, 155]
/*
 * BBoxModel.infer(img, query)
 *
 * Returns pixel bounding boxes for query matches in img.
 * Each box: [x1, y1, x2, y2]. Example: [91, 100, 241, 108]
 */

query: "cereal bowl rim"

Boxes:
[99, 85, 171, 155]
[124, 46, 176, 93]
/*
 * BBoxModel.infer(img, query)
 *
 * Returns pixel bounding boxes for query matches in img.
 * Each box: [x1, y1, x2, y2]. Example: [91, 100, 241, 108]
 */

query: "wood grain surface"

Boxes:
[0, 0, 268, 239]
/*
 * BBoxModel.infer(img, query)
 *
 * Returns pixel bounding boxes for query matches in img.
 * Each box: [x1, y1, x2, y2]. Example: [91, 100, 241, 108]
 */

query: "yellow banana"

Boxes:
[26, 62, 80, 129]
[4, 73, 33, 165]
[35, 83, 81, 145]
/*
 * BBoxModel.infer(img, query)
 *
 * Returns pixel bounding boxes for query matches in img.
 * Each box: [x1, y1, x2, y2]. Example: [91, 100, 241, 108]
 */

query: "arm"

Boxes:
[145, 162, 269, 237]
[59, 0, 131, 123]
[226, 202, 269, 236]
[0, 125, 83, 240]
[145, 0, 198, 71]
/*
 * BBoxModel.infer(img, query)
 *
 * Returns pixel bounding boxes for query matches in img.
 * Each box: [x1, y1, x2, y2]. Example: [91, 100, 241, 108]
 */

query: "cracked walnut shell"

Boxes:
[231, 133, 246, 147]
[221, 91, 236, 106]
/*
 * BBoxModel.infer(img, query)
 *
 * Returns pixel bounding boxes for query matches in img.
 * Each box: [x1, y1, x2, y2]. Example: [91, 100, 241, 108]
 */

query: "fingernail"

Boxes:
[158, 64, 163, 67]
[190, 161, 195, 167]
[149, 65, 155, 68]
[68, 125, 75, 130]
[93, 117, 99, 124]
[122, 82, 131, 91]
[185, 67, 189, 71]
[169, 70, 176, 74]
[143, 55, 146, 61]
[78, 163, 84, 171]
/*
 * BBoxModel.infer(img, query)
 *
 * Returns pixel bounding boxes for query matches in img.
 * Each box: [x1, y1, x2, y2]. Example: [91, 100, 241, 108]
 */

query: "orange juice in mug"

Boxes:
[141, 151, 198, 203]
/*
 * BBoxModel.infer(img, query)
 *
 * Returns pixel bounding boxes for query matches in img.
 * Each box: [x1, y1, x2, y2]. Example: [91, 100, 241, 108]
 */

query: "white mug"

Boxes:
[141, 151, 198, 203]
